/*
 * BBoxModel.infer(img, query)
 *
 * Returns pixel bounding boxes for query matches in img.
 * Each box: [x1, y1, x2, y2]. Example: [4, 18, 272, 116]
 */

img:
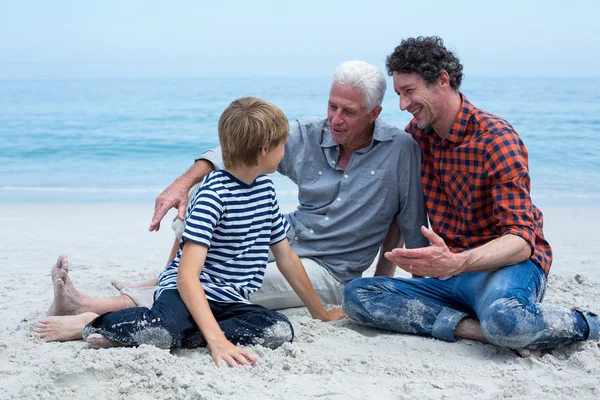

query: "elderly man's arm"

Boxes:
[374, 221, 402, 277]
[391, 137, 430, 270]
[150, 120, 302, 233]
[373, 136, 429, 278]
[149, 146, 226, 231]
[149, 160, 214, 231]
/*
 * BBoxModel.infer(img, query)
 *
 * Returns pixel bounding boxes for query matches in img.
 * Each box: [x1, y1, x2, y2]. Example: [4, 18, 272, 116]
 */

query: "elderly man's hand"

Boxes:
[149, 179, 190, 231]
[384, 226, 466, 278]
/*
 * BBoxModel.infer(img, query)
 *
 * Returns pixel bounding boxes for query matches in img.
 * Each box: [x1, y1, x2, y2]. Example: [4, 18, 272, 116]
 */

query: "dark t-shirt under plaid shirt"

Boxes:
[406, 95, 553, 274]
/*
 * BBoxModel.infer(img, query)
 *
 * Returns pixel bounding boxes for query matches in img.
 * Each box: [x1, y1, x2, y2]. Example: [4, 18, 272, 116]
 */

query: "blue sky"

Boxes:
[1, 0, 598, 79]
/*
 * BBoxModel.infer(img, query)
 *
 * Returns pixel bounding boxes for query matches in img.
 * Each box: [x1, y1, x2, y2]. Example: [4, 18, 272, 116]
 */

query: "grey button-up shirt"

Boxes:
[200, 116, 428, 283]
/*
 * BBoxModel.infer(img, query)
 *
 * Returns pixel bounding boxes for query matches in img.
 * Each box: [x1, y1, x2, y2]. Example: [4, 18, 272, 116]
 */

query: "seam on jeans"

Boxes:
[536, 270, 547, 303]
[451, 275, 462, 298]
[523, 261, 546, 302]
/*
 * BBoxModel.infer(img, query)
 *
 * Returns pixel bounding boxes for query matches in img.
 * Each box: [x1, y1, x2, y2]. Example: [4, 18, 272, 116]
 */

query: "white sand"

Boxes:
[0, 204, 599, 400]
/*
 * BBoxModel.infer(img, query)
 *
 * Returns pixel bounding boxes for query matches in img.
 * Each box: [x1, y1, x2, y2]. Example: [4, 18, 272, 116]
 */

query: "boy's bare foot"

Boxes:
[86, 333, 121, 349]
[33, 312, 98, 342]
[110, 280, 129, 291]
[47, 269, 90, 316]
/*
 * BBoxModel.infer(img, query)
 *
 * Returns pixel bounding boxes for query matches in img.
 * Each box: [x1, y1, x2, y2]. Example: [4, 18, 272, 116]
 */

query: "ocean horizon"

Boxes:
[1, 76, 599, 207]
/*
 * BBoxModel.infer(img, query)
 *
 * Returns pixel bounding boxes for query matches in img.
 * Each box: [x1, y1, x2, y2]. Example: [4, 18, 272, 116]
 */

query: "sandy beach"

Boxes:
[0, 203, 598, 400]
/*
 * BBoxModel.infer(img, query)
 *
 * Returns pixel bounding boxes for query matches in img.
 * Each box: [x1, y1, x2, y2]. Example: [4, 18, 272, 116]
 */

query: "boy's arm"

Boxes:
[177, 240, 257, 368]
[269, 240, 345, 322]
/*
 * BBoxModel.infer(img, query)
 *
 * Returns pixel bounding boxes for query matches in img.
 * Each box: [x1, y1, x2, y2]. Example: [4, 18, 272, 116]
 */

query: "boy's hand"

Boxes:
[208, 339, 258, 368]
[314, 307, 346, 322]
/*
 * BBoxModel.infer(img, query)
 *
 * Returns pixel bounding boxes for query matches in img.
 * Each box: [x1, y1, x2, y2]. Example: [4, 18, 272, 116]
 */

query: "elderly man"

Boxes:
[342, 37, 599, 353]
[148, 60, 429, 310]
[35, 60, 428, 342]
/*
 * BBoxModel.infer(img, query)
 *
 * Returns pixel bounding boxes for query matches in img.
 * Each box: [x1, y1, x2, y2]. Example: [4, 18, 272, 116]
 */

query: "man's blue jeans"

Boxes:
[343, 260, 599, 350]
[83, 289, 294, 349]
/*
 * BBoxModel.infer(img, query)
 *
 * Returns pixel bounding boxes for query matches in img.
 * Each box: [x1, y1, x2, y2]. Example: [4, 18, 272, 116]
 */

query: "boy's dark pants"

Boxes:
[83, 289, 294, 349]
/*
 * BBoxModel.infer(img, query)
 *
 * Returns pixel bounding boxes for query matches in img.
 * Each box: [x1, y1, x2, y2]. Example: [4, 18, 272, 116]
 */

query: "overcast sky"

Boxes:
[1, 0, 598, 79]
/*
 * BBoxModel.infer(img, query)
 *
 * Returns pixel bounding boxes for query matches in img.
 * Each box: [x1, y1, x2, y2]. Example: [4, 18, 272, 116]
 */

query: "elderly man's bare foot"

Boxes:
[86, 334, 121, 349]
[50, 254, 69, 284]
[33, 312, 98, 342]
[47, 269, 91, 316]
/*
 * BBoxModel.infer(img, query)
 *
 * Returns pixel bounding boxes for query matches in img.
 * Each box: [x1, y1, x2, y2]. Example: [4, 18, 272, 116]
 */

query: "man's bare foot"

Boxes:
[33, 312, 98, 342]
[516, 348, 543, 358]
[47, 269, 90, 316]
[51, 254, 69, 284]
[86, 333, 121, 349]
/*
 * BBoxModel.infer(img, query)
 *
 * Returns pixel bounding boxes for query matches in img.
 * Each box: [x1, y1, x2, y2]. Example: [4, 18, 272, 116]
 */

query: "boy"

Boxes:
[81, 97, 345, 367]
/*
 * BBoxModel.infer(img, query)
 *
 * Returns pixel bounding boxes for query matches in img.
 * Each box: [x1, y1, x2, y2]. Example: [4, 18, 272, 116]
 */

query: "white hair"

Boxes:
[331, 60, 387, 112]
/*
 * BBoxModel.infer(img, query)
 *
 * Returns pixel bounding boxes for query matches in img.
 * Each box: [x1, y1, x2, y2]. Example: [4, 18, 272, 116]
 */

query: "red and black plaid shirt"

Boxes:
[406, 95, 553, 274]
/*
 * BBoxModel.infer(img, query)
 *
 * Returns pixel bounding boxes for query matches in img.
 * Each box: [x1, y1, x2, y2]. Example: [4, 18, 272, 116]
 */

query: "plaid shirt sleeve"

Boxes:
[484, 124, 537, 254]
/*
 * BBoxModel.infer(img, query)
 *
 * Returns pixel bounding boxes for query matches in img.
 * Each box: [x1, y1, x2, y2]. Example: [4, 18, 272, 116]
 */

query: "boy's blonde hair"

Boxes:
[218, 97, 289, 169]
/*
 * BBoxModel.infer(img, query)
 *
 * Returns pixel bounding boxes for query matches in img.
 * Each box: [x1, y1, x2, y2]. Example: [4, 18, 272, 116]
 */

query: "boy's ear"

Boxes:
[260, 147, 268, 157]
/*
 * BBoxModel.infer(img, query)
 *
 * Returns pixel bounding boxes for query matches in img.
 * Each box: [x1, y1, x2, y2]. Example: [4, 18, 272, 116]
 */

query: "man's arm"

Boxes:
[269, 240, 345, 321]
[385, 226, 531, 277]
[177, 241, 257, 368]
[387, 129, 536, 277]
[374, 220, 402, 277]
[149, 159, 215, 231]
[150, 118, 310, 232]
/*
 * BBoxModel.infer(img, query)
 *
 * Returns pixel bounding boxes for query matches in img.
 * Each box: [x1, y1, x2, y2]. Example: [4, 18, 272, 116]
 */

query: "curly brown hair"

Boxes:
[386, 36, 463, 90]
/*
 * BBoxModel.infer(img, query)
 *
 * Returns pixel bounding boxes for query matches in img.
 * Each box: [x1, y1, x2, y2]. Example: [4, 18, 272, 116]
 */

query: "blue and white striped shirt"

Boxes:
[155, 170, 289, 304]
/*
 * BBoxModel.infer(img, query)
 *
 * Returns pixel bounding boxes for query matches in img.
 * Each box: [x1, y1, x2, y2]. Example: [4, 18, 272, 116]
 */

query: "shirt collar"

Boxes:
[321, 118, 393, 149]
[438, 93, 474, 144]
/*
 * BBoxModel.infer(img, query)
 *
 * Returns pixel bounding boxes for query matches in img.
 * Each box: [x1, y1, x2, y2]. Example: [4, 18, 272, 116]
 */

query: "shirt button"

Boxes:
[309, 229, 314, 234]
[344, 174, 349, 179]
[294, 236, 299, 241]
[370, 170, 375, 175]
[337, 197, 341, 202]
[325, 217, 330, 221]
[318, 171, 323, 176]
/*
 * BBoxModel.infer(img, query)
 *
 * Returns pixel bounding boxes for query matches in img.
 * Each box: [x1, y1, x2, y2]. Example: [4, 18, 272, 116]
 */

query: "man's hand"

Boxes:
[149, 180, 190, 231]
[314, 307, 346, 322]
[149, 160, 215, 231]
[208, 338, 258, 368]
[384, 226, 466, 278]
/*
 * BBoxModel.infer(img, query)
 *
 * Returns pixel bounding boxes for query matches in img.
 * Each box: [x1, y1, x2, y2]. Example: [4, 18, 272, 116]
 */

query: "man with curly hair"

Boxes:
[343, 36, 599, 354]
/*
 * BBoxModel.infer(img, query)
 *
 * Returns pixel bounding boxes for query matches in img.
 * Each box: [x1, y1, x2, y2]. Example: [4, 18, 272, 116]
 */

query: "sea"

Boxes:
[1, 77, 599, 207]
